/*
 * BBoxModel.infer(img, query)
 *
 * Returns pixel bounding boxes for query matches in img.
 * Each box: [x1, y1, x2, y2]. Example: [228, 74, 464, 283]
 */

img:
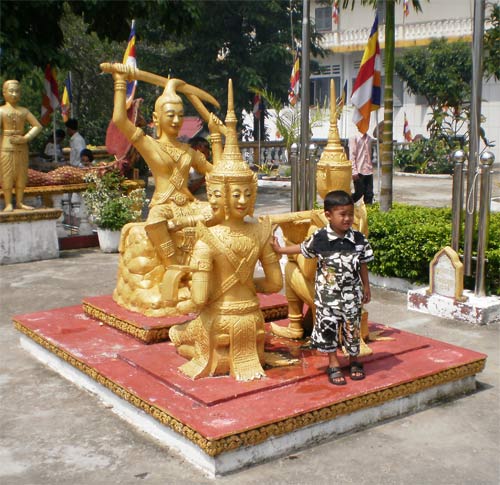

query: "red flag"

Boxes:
[253, 93, 262, 120]
[41, 65, 59, 126]
[332, 1, 339, 25]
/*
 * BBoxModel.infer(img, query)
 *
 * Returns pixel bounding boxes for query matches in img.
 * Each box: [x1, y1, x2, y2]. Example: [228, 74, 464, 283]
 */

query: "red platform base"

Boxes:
[13, 300, 486, 476]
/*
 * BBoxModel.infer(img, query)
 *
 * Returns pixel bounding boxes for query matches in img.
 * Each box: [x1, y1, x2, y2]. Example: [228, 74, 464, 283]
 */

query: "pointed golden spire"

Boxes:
[315, 79, 352, 198]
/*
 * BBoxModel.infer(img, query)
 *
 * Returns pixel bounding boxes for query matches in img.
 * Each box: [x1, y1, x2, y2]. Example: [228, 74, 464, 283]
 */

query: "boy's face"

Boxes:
[325, 204, 354, 235]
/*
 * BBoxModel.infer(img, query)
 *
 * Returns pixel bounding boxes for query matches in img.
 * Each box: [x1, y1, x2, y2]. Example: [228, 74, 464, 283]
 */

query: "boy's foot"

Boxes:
[349, 361, 365, 380]
[326, 367, 347, 386]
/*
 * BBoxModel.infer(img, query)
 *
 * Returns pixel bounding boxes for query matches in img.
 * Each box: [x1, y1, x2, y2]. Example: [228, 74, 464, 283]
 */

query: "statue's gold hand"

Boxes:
[10, 135, 26, 145]
[100, 62, 136, 81]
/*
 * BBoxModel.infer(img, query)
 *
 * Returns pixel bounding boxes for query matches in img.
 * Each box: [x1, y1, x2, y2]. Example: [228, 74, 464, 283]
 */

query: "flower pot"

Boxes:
[97, 228, 121, 253]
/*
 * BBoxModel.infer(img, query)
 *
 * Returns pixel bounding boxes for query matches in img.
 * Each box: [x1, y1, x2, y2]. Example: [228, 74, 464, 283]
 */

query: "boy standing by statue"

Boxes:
[0, 80, 42, 212]
[272, 190, 373, 385]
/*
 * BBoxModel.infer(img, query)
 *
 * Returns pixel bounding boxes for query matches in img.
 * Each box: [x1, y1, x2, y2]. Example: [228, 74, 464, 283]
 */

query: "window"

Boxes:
[311, 77, 341, 106]
[315, 7, 332, 32]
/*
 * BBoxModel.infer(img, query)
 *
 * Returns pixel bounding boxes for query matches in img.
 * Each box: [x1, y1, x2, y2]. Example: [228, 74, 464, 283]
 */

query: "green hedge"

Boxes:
[367, 204, 500, 295]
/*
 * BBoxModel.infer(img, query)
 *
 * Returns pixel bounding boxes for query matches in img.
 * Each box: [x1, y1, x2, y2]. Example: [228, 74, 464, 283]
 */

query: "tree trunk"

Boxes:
[380, 0, 395, 211]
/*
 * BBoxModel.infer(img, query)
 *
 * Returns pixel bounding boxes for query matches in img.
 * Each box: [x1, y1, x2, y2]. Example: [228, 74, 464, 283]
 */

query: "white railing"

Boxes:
[321, 18, 472, 50]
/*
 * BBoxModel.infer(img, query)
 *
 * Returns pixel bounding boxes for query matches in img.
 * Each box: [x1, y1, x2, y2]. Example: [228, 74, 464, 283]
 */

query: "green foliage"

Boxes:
[394, 138, 454, 174]
[83, 169, 146, 231]
[395, 39, 473, 152]
[484, 3, 500, 81]
[367, 204, 500, 295]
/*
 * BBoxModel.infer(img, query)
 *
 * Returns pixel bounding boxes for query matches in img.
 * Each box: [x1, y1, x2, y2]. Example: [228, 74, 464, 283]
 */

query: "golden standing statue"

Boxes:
[0, 80, 42, 212]
[168, 81, 283, 381]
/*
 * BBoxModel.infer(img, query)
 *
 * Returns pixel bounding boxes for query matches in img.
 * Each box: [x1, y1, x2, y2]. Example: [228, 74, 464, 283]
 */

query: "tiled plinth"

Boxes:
[14, 303, 486, 477]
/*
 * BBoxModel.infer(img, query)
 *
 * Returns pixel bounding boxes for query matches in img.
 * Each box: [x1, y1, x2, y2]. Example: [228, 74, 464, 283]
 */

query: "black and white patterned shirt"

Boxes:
[300, 225, 374, 295]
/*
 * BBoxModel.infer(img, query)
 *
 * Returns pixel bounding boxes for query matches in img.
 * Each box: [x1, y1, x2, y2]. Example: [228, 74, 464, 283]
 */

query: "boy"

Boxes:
[272, 190, 373, 385]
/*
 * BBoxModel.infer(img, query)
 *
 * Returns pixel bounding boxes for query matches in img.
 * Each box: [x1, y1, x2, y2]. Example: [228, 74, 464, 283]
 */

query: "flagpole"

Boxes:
[53, 111, 58, 164]
[375, 111, 381, 198]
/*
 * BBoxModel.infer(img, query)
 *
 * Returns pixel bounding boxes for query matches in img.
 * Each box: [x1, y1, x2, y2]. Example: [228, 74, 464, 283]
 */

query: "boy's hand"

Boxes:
[271, 236, 282, 254]
[362, 286, 371, 304]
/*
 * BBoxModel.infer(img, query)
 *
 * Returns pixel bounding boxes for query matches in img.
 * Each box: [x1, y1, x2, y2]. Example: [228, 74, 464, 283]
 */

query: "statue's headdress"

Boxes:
[206, 79, 257, 216]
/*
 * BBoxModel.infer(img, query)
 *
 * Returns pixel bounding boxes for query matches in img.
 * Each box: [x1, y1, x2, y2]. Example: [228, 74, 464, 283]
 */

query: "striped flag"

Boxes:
[253, 93, 262, 120]
[288, 50, 300, 106]
[41, 64, 59, 126]
[403, 0, 410, 17]
[332, 1, 339, 25]
[122, 20, 137, 110]
[403, 113, 413, 142]
[60, 75, 72, 122]
[350, 14, 381, 134]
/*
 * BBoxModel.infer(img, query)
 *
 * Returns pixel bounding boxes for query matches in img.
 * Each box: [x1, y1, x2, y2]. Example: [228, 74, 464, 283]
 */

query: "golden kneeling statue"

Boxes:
[168, 81, 283, 381]
[100, 63, 225, 316]
[269, 80, 372, 351]
[0, 80, 42, 212]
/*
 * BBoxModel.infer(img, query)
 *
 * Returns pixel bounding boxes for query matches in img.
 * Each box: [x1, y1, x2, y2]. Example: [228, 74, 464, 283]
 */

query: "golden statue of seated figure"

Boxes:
[168, 81, 283, 381]
[0, 80, 42, 212]
[100, 63, 225, 316]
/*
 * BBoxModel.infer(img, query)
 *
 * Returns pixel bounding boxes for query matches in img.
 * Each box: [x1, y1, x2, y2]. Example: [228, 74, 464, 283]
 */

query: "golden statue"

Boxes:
[269, 79, 370, 346]
[168, 80, 284, 381]
[0, 80, 42, 212]
[100, 63, 225, 316]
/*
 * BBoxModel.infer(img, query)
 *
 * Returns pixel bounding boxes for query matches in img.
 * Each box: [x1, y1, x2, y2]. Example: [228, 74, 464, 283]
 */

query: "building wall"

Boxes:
[311, 0, 499, 161]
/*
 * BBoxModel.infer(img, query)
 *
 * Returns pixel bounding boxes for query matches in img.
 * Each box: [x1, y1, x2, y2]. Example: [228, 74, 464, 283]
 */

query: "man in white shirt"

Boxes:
[349, 129, 374, 204]
[65, 118, 86, 168]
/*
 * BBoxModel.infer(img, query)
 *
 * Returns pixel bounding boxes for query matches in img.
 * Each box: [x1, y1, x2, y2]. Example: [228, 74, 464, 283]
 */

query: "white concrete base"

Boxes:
[408, 288, 500, 325]
[20, 335, 478, 478]
[0, 211, 60, 264]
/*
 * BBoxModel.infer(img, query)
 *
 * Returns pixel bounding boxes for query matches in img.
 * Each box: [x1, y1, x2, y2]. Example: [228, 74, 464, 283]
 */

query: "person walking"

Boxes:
[349, 129, 374, 204]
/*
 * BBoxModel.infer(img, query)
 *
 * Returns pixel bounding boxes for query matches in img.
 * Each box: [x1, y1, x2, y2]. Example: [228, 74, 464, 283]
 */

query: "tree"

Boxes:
[484, 2, 500, 82]
[395, 39, 473, 150]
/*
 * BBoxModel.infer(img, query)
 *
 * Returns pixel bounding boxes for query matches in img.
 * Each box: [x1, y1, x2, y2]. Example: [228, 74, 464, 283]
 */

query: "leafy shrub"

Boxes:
[394, 138, 454, 174]
[367, 204, 500, 295]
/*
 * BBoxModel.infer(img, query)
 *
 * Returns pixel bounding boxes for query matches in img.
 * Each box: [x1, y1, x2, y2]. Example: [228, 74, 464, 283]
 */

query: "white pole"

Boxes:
[375, 111, 381, 198]
[53, 110, 58, 164]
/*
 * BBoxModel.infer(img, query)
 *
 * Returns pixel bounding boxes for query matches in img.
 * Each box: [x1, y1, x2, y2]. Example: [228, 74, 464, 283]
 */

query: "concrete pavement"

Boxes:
[1, 174, 499, 484]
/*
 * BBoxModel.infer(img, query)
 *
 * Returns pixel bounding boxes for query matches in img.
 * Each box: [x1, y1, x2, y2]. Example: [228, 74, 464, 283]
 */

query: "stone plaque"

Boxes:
[428, 246, 465, 300]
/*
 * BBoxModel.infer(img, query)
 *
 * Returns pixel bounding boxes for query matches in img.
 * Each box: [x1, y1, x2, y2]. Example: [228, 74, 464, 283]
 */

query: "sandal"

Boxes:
[349, 362, 365, 381]
[326, 367, 347, 386]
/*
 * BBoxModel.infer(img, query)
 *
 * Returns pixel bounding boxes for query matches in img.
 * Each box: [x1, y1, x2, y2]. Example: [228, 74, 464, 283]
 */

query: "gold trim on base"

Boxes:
[0, 208, 62, 223]
[14, 319, 486, 458]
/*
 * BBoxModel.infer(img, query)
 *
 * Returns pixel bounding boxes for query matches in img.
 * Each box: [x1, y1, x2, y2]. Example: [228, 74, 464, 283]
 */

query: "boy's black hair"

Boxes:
[80, 148, 94, 161]
[188, 136, 209, 149]
[324, 190, 354, 211]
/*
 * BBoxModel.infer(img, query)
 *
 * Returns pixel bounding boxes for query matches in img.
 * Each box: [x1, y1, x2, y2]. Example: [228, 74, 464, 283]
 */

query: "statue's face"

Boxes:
[227, 182, 253, 220]
[207, 182, 225, 220]
[155, 102, 184, 137]
[3, 82, 20, 104]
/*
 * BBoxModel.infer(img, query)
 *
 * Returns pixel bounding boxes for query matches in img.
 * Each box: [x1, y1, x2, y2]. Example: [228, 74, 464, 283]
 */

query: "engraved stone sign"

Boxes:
[428, 246, 465, 301]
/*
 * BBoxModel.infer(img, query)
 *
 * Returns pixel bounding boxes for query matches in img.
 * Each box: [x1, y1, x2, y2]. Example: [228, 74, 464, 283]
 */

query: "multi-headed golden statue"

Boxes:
[0, 80, 42, 212]
[168, 80, 283, 381]
[269, 80, 370, 347]
[100, 63, 225, 315]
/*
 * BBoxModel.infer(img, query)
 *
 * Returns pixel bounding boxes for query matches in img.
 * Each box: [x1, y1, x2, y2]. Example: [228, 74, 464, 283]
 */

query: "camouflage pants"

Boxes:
[310, 287, 362, 356]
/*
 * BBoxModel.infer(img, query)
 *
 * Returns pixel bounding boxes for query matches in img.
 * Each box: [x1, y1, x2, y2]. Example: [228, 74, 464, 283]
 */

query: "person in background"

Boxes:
[80, 148, 94, 167]
[349, 128, 374, 205]
[65, 118, 86, 168]
[43, 129, 66, 162]
[188, 136, 211, 194]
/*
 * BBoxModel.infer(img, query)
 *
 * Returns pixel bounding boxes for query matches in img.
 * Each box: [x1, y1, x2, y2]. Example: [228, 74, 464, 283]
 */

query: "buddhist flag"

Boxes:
[403, 113, 413, 142]
[332, 1, 339, 25]
[403, 0, 410, 17]
[350, 14, 381, 134]
[288, 50, 300, 106]
[122, 20, 137, 110]
[41, 64, 59, 126]
[60, 74, 72, 122]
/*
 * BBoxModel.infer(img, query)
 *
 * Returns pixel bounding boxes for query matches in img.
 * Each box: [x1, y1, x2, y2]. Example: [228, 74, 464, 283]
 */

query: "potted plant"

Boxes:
[82, 169, 146, 252]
